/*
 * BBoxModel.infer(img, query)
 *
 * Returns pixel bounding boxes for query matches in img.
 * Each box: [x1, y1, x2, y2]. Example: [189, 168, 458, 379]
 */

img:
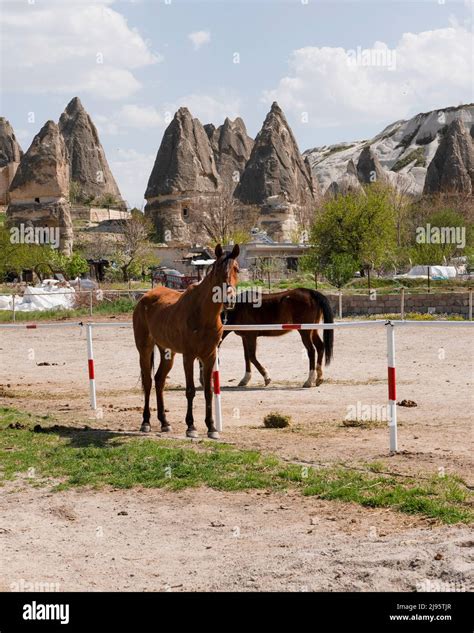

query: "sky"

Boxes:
[0, 0, 473, 208]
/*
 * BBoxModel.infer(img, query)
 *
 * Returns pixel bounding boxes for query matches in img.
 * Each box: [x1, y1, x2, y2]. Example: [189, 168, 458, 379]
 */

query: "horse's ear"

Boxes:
[215, 244, 223, 258]
[230, 244, 240, 259]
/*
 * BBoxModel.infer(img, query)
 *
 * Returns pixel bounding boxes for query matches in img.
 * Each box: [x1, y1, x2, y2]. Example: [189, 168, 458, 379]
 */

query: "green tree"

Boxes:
[324, 252, 359, 288]
[409, 209, 472, 265]
[306, 184, 397, 282]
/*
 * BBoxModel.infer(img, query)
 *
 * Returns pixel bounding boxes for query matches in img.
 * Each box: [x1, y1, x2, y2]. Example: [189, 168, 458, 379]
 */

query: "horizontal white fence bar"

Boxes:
[223, 320, 474, 331]
[388, 320, 474, 328]
[0, 322, 83, 329]
[224, 321, 386, 331]
[84, 322, 133, 328]
[1, 319, 472, 331]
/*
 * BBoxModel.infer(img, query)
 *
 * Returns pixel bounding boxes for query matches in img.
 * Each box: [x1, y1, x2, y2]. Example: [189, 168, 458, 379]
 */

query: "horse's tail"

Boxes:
[310, 290, 334, 365]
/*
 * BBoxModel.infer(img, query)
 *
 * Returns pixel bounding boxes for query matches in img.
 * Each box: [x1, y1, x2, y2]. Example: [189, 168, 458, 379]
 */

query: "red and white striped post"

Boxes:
[212, 352, 222, 432]
[86, 323, 97, 410]
[386, 322, 398, 452]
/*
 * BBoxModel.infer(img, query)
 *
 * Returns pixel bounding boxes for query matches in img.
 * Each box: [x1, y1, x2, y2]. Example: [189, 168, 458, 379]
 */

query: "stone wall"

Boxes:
[71, 205, 130, 223]
[325, 291, 472, 318]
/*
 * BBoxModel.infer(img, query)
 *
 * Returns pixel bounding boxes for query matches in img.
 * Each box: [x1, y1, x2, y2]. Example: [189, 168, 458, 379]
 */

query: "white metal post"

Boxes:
[212, 353, 222, 432]
[386, 322, 398, 453]
[12, 294, 16, 323]
[338, 291, 342, 320]
[86, 323, 97, 410]
[400, 288, 405, 320]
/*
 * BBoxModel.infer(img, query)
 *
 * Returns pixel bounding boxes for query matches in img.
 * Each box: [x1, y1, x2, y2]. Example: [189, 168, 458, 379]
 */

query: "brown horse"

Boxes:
[133, 244, 240, 439]
[221, 288, 334, 387]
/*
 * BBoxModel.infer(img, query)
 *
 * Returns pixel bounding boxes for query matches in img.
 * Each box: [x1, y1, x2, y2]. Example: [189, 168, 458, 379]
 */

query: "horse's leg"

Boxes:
[155, 346, 175, 432]
[202, 353, 219, 439]
[300, 330, 316, 388]
[246, 335, 271, 386]
[139, 346, 154, 432]
[183, 354, 198, 438]
[312, 330, 325, 386]
[238, 336, 252, 386]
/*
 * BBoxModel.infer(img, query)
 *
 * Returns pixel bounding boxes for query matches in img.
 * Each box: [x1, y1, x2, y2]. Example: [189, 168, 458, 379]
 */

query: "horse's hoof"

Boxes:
[186, 428, 199, 438]
[238, 372, 251, 387]
[303, 381, 315, 388]
[264, 376, 271, 386]
[316, 378, 323, 387]
[140, 424, 151, 433]
[161, 425, 172, 433]
[207, 431, 220, 440]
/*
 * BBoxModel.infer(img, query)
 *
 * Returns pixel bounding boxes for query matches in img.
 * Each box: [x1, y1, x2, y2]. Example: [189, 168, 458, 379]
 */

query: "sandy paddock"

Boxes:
[0, 320, 472, 591]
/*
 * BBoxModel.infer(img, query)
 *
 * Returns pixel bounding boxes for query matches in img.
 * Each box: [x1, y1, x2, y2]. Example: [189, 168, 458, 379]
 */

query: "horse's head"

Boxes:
[210, 243, 240, 305]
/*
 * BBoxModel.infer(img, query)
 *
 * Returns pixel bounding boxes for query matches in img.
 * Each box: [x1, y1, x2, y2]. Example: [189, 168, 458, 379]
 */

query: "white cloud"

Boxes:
[110, 148, 156, 209]
[188, 30, 211, 51]
[167, 93, 243, 125]
[0, 1, 160, 100]
[95, 104, 165, 136]
[263, 25, 473, 128]
[119, 104, 164, 128]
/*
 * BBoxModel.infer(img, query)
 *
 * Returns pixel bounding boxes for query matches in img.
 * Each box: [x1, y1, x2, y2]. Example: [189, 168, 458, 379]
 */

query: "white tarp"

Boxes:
[0, 282, 76, 312]
[396, 265, 457, 280]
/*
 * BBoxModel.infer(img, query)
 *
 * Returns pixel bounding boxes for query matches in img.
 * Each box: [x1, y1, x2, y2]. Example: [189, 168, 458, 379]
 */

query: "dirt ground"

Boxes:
[0, 320, 473, 591]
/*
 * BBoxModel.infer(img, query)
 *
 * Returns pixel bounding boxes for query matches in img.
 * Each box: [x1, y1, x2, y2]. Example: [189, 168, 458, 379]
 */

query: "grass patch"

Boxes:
[0, 407, 472, 524]
[392, 148, 426, 172]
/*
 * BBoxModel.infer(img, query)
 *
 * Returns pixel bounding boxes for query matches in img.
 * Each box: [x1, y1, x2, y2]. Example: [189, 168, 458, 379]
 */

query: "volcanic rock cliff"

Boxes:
[7, 120, 73, 255]
[59, 97, 125, 208]
[423, 118, 474, 195]
[145, 107, 221, 243]
[205, 117, 254, 194]
[0, 118, 23, 205]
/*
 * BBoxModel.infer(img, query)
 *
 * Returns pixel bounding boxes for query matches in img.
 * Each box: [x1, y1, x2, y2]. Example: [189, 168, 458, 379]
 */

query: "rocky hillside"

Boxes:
[304, 104, 474, 196]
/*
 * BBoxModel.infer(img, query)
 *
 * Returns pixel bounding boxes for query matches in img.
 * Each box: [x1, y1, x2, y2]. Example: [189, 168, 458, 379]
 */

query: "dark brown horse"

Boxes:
[133, 244, 240, 439]
[221, 288, 334, 387]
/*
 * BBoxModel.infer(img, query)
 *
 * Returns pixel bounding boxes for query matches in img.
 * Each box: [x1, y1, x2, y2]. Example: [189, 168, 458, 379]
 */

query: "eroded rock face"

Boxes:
[146, 107, 220, 198]
[8, 121, 69, 201]
[356, 146, 389, 185]
[59, 97, 125, 208]
[326, 159, 365, 197]
[236, 102, 318, 206]
[423, 119, 474, 195]
[209, 117, 254, 194]
[0, 117, 23, 205]
[7, 120, 73, 255]
[145, 107, 221, 243]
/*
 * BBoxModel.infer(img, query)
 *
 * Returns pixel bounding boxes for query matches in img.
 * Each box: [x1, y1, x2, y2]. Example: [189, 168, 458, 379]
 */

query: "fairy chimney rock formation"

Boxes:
[7, 120, 73, 255]
[327, 159, 365, 198]
[206, 117, 254, 193]
[423, 118, 474, 195]
[0, 118, 23, 205]
[235, 102, 319, 240]
[145, 107, 221, 243]
[59, 97, 126, 208]
[356, 145, 389, 185]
